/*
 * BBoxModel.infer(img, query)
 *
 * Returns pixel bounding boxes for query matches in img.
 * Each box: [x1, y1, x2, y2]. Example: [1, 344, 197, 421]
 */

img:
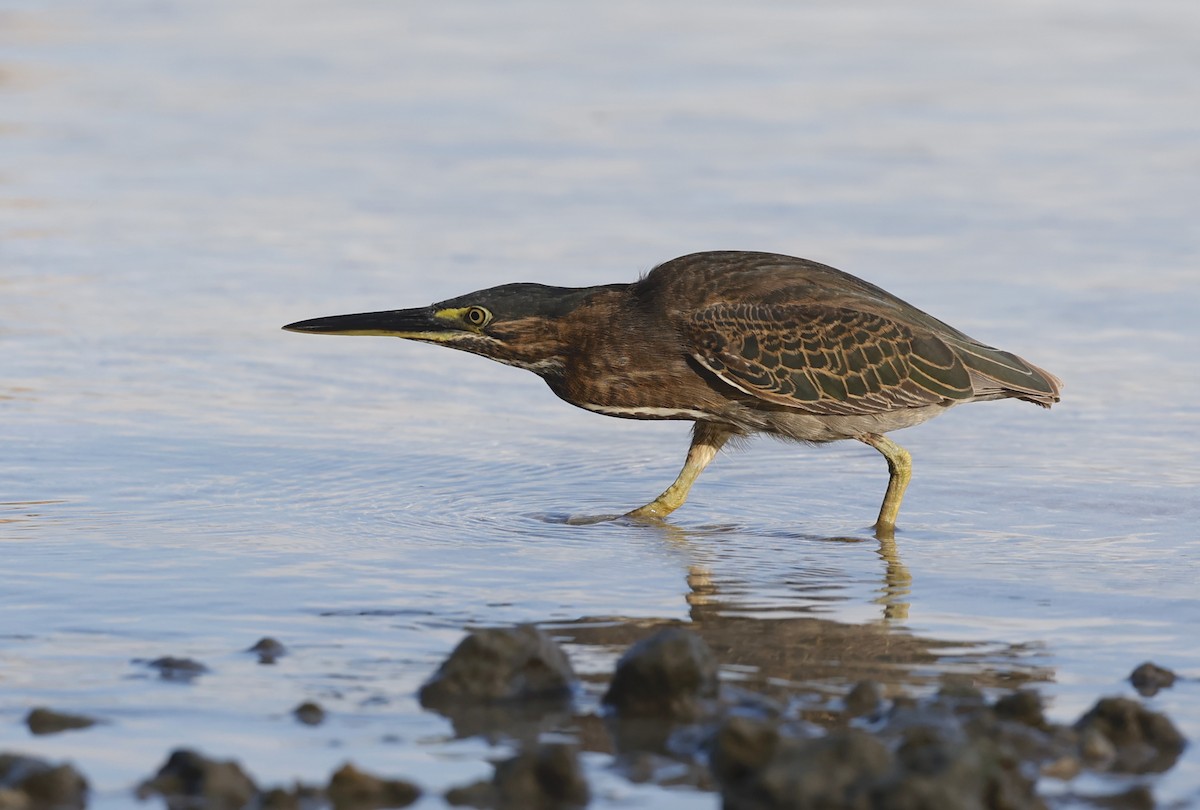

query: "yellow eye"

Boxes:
[464, 306, 491, 327]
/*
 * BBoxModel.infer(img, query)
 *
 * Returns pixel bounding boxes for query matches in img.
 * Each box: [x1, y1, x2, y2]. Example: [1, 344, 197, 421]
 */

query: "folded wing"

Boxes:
[687, 303, 976, 416]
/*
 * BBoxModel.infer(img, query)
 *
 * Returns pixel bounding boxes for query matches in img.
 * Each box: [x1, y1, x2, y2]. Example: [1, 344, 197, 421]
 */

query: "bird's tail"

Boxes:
[946, 337, 1062, 408]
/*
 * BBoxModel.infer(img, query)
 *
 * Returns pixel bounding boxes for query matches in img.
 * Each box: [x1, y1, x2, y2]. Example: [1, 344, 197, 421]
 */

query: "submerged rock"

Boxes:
[936, 678, 987, 709]
[844, 680, 885, 718]
[137, 748, 257, 810]
[602, 628, 718, 720]
[1128, 661, 1176, 697]
[326, 762, 420, 809]
[0, 752, 88, 810]
[143, 656, 210, 681]
[25, 707, 97, 736]
[445, 743, 588, 809]
[419, 625, 575, 709]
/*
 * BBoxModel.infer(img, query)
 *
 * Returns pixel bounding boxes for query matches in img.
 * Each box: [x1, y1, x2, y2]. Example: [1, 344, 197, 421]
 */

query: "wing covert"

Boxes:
[687, 304, 973, 415]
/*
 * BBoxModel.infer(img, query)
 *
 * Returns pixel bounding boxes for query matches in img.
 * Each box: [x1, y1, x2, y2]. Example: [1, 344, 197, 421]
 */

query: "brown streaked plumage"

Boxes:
[284, 251, 1061, 536]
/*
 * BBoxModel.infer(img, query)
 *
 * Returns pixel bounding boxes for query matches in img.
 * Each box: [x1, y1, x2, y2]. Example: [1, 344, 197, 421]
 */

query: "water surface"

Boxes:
[2, 1, 1199, 806]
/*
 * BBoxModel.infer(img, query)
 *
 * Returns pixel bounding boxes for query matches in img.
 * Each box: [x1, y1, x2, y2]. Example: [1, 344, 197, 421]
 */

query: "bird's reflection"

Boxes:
[535, 512, 1048, 698]
[874, 536, 911, 621]
[611, 517, 913, 623]
[555, 508, 914, 619]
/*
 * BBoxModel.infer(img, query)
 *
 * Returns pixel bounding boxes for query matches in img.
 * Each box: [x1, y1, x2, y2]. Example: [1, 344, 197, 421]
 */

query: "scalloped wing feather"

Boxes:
[687, 304, 975, 416]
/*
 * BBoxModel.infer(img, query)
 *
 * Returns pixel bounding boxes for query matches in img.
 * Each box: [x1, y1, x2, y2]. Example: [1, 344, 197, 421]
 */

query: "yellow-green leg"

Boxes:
[859, 432, 912, 538]
[626, 423, 732, 519]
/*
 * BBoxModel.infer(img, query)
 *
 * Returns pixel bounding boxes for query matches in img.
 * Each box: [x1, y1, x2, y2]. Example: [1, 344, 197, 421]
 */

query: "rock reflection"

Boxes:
[561, 565, 1050, 711]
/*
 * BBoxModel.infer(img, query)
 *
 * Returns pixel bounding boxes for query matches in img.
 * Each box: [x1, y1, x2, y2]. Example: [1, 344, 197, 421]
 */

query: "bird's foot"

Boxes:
[624, 485, 692, 520]
[623, 501, 676, 520]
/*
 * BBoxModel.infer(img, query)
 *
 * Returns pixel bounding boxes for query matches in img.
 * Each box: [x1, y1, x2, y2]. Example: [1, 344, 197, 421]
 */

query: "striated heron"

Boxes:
[284, 251, 1061, 536]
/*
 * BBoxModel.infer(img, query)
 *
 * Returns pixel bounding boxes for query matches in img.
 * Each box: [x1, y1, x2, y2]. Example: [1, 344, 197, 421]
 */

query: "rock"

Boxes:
[257, 783, 324, 809]
[144, 656, 210, 681]
[618, 749, 712, 789]
[1128, 662, 1176, 697]
[601, 628, 718, 720]
[1040, 754, 1082, 781]
[257, 786, 297, 809]
[1078, 725, 1117, 767]
[327, 763, 420, 809]
[1071, 784, 1156, 809]
[844, 680, 885, 718]
[445, 744, 587, 809]
[24, 708, 97, 736]
[249, 637, 288, 664]
[0, 753, 88, 810]
[419, 625, 575, 709]
[713, 690, 1062, 810]
[493, 744, 589, 809]
[993, 690, 1046, 729]
[965, 707, 1075, 775]
[293, 701, 326, 726]
[136, 748, 257, 810]
[445, 778, 495, 808]
[709, 715, 783, 787]
[878, 723, 1045, 810]
[720, 729, 892, 810]
[1074, 697, 1186, 773]
[892, 721, 966, 777]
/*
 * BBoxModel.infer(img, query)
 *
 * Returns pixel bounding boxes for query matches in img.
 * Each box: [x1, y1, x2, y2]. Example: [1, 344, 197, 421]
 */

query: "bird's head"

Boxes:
[284, 282, 620, 374]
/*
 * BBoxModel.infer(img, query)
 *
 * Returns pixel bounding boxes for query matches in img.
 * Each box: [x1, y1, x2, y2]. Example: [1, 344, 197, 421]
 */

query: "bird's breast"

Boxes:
[552, 346, 732, 421]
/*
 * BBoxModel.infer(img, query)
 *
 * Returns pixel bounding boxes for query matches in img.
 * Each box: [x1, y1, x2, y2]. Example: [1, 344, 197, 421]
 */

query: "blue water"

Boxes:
[3, 1, 1199, 806]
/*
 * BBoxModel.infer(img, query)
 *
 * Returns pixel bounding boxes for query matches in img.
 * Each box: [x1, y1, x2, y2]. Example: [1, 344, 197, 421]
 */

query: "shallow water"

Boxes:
[2, 0, 1199, 806]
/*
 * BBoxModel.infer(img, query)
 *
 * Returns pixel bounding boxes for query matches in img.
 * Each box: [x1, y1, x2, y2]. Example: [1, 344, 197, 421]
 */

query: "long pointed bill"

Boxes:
[282, 307, 457, 340]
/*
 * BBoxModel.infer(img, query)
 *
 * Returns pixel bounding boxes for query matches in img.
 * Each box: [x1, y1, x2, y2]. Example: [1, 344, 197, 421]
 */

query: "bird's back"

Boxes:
[633, 251, 1061, 408]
